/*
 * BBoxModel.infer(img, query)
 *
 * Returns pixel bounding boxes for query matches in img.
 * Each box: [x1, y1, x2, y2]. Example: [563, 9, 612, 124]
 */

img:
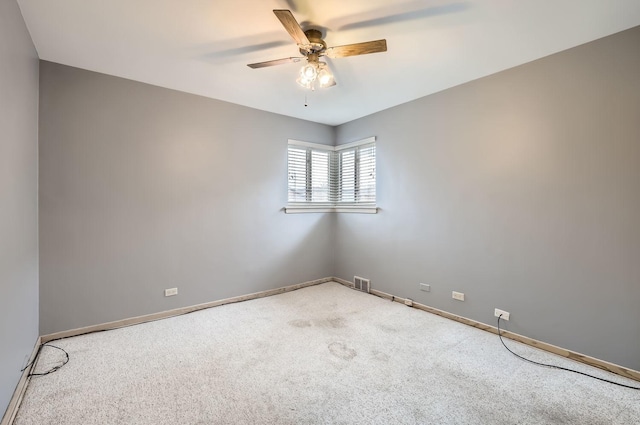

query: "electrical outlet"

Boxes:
[164, 288, 178, 297]
[452, 291, 465, 301]
[419, 283, 430, 292]
[404, 298, 414, 307]
[494, 308, 510, 321]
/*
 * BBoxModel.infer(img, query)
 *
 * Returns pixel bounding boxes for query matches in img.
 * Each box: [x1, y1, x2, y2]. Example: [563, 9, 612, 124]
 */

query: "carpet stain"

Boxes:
[288, 319, 311, 328]
[329, 342, 357, 360]
[532, 406, 574, 424]
[326, 316, 347, 328]
[371, 350, 390, 362]
[376, 323, 398, 333]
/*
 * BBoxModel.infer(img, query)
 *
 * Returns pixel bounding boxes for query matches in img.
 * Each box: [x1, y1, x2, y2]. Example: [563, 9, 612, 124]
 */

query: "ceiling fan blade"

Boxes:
[324, 39, 387, 58]
[247, 57, 303, 69]
[273, 10, 310, 46]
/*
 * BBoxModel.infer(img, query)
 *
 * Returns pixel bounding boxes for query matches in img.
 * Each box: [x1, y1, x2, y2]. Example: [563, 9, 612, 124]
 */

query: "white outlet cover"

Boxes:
[495, 308, 510, 321]
[452, 291, 465, 301]
[164, 288, 178, 297]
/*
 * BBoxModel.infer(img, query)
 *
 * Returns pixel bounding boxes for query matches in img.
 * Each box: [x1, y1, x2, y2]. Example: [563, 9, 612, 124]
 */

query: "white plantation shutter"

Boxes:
[311, 150, 330, 203]
[356, 143, 376, 205]
[287, 146, 307, 202]
[332, 141, 376, 206]
[333, 149, 355, 203]
[288, 138, 376, 210]
[287, 143, 333, 206]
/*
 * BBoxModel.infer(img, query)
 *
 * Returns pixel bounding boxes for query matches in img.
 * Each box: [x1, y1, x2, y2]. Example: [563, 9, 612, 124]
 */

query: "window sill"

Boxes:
[285, 206, 378, 214]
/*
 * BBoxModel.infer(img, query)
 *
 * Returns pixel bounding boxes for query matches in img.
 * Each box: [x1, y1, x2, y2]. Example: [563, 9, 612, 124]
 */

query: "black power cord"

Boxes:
[21, 343, 69, 377]
[497, 315, 640, 390]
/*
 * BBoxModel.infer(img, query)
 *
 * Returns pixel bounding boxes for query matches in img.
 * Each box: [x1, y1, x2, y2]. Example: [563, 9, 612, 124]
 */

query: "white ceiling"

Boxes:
[17, 0, 640, 126]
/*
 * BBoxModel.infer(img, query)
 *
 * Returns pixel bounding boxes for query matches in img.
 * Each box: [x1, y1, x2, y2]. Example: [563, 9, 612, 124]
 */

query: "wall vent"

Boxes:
[353, 276, 370, 293]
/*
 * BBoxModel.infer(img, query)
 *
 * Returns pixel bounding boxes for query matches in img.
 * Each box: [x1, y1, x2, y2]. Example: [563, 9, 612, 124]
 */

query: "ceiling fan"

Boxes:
[248, 10, 388, 90]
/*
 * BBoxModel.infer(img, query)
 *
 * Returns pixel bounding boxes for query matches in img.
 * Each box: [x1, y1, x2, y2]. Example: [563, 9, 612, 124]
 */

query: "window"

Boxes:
[287, 146, 331, 203]
[287, 137, 377, 213]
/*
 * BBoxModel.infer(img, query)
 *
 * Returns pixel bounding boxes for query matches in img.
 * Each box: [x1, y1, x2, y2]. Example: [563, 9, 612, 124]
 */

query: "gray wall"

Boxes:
[39, 62, 335, 334]
[0, 0, 40, 418]
[335, 26, 640, 371]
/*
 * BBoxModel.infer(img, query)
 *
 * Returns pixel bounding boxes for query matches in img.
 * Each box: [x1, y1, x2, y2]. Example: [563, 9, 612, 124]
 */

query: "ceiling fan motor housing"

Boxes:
[300, 29, 326, 54]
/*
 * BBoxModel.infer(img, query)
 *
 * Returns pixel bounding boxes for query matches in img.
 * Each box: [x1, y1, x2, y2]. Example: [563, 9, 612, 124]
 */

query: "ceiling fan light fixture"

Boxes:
[317, 63, 334, 88]
[296, 61, 334, 90]
[300, 63, 317, 80]
[296, 76, 313, 89]
[297, 66, 315, 89]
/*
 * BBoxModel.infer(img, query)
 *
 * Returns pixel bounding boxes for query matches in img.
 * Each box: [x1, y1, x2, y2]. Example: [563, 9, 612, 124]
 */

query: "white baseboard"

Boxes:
[1, 336, 41, 425]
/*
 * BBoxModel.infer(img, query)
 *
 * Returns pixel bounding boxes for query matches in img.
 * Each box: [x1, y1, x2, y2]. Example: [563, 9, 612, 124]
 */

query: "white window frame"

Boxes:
[286, 137, 377, 214]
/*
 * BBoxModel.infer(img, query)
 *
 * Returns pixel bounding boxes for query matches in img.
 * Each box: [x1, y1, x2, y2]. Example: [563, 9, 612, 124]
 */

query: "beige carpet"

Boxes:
[14, 282, 640, 424]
